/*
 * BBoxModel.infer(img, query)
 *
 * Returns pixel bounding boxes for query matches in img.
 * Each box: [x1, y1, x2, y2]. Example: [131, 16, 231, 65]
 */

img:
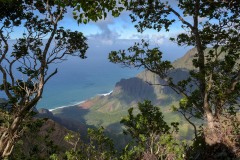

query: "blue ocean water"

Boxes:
[36, 40, 142, 110]
[37, 58, 141, 110]
[1, 39, 189, 110]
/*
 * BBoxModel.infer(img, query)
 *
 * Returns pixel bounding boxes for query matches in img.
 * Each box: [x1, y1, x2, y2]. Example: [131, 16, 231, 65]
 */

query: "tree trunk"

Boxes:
[204, 110, 240, 156]
[0, 116, 21, 158]
[205, 113, 220, 145]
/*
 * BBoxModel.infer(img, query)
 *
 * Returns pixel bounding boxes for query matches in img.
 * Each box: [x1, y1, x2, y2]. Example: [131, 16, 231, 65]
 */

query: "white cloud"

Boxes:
[131, 34, 150, 39]
[88, 16, 120, 45]
[130, 34, 166, 45]
[151, 35, 165, 45]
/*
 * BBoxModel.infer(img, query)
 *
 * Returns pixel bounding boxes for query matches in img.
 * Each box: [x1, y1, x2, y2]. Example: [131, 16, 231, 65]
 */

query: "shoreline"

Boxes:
[48, 100, 86, 112]
[97, 90, 113, 96]
[48, 90, 113, 112]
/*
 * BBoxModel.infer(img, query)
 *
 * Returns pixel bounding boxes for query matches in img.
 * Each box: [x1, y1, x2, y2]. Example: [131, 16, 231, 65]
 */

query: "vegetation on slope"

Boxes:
[0, 0, 239, 159]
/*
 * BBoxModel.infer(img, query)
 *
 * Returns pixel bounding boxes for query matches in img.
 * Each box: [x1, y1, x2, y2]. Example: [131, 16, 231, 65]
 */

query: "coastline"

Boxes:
[48, 90, 113, 112]
[48, 100, 86, 112]
[97, 91, 113, 96]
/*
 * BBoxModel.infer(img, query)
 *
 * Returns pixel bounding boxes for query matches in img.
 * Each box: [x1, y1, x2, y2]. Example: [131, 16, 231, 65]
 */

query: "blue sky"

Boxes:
[10, 2, 194, 61]
[61, 9, 185, 43]
[2, 2, 195, 108]
[57, 8, 191, 61]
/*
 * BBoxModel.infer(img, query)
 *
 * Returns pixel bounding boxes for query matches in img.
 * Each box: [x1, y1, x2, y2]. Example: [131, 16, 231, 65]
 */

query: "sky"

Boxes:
[60, 9, 184, 44]
[10, 1, 193, 61]
[1, 1, 194, 107]
[57, 8, 191, 61]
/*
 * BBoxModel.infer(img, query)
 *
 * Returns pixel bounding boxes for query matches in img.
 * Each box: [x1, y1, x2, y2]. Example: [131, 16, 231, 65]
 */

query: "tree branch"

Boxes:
[179, 110, 198, 139]
[44, 68, 58, 84]
[0, 30, 9, 63]
[227, 70, 240, 94]
[166, 6, 193, 30]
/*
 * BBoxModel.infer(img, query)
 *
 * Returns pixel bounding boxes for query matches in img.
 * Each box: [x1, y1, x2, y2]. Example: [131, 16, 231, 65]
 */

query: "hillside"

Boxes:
[172, 48, 196, 70]
[172, 47, 240, 70]
[10, 118, 77, 159]
[12, 47, 240, 156]
[51, 48, 198, 140]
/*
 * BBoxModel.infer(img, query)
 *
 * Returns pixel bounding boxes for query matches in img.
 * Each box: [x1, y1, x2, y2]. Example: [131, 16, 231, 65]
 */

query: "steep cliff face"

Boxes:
[51, 49, 196, 125]
[51, 48, 197, 137]
[136, 68, 190, 98]
[172, 48, 197, 70]
[112, 77, 156, 102]
[85, 68, 190, 114]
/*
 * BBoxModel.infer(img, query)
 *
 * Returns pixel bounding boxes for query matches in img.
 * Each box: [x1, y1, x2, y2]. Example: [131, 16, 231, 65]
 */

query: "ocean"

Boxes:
[1, 39, 189, 111]
[36, 39, 143, 110]
[37, 56, 141, 110]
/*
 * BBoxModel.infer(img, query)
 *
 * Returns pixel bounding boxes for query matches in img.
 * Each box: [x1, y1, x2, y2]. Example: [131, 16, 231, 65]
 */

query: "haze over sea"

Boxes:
[2, 10, 191, 111]
[36, 39, 189, 110]
[0, 39, 189, 111]
[37, 39, 143, 110]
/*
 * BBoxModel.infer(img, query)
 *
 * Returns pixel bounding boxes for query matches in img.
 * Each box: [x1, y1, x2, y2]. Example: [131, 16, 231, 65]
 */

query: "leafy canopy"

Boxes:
[120, 101, 185, 160]
[0, 0, 125, 158]
[109, 0, 240, 157]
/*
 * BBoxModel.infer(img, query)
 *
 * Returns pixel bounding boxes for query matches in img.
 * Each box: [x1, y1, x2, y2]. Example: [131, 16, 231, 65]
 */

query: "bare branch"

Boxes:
[0, 66, 13, 99]
[9, 60, 17, 86]
[166, 6, 193, 30]
[0, 30, 9, 63]
[179, 110, 198, 139]
[45, 68, 58, 84]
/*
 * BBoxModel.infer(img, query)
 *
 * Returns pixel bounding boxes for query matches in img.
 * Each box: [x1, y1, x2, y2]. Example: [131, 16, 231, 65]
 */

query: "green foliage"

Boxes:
[121, 101, 171, 140]
[120, 101, 186, 160]
[87, 127, 117, 159]
[50, 154, 59, 160]
[72, 0, 124, 24]
[59, 101, 187, 159]
[0, 0, 89, 119]
[0, 0, 125, 158]
[64, 133, 75, 142]
[109, 0, 240, 119]
[63, 127, 117, 160]
[9, 118, 60, 160]
[109, 2, 240, 157]
[0, 0, 26, 26]
[109, 39, 173, 79]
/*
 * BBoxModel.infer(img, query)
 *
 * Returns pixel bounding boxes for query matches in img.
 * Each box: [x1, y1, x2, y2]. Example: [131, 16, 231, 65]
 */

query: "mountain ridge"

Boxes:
[47, 48, 197, 139]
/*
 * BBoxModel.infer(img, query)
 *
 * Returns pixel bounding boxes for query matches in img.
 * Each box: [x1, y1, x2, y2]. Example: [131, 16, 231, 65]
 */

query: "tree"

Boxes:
[120, 101, 185, 160]
[109, 0, 240, 157]
[63, 127, 117, 160]
[0, 0, 123, 158]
